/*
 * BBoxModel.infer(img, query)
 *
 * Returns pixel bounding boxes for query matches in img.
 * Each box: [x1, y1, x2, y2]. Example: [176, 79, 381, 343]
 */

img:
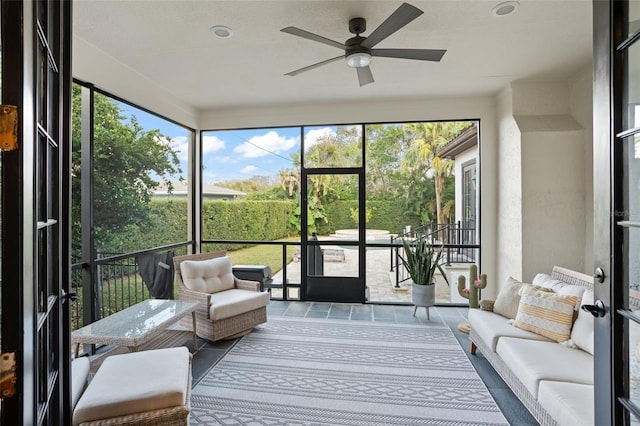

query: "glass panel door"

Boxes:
[303, 172, 364, 302]
[301, 124, 365, 303]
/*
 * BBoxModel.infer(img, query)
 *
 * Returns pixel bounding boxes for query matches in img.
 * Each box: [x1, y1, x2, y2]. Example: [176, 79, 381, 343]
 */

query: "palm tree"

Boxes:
[403, 122, 470, 226]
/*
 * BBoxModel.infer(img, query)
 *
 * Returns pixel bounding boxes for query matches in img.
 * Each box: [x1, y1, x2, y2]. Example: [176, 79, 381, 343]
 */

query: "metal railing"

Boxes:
[389, 221, 479, 288]
[71, 242, 191, 330]
[71, 230, 480, 331]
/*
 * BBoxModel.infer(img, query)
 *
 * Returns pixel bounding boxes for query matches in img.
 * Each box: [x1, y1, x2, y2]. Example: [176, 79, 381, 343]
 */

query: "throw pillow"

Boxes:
[514, 287, 580, 342]
[493, 277, 525, 319]
[555, 284, 587, 312]
[532, 273, 567, 291]
[570, 289, 594, 355]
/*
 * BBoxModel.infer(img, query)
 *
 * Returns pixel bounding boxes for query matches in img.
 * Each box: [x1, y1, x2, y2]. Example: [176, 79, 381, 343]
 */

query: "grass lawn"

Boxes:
[225, 237, 300, 273]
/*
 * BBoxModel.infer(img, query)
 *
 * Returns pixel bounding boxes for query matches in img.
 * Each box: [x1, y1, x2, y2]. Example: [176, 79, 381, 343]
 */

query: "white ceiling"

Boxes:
[72, 0, 593, 113]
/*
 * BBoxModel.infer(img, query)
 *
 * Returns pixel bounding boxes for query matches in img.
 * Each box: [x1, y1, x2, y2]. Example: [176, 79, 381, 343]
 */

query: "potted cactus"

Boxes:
[457, 264, 487, 309]
[400, 238, 449, 319]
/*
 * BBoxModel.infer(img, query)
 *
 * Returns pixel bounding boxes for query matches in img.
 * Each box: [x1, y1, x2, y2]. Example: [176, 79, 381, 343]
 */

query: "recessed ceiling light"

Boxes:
[210, 25, 233, 39]
[492, 1, 519, 17]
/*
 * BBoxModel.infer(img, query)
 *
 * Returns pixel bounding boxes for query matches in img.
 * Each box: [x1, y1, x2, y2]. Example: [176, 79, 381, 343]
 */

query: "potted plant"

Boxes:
[400, 238, 449, 319]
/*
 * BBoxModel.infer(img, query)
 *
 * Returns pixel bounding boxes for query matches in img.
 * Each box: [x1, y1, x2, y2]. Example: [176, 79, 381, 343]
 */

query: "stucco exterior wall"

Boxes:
[494, 72, 592, 288]
[569, 68, 594, 272]
[496, 86, 523, 288]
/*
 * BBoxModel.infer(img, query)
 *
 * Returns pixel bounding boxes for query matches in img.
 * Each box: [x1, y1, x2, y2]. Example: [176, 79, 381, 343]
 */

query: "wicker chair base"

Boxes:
[180, 305, 267, 341]
[469, 327, 558, 426]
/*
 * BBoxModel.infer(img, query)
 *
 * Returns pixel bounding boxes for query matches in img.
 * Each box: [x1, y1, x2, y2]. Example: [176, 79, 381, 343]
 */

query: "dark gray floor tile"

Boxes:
[305, 311, 329, 319]
[350, 312, 373, 321]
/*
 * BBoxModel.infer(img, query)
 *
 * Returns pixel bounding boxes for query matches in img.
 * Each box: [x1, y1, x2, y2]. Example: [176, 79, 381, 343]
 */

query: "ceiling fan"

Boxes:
[280, 2, 446, 87]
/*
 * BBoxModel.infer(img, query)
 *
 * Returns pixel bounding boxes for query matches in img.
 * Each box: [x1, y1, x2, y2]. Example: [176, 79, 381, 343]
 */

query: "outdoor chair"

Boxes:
[174, 251, 269, 341]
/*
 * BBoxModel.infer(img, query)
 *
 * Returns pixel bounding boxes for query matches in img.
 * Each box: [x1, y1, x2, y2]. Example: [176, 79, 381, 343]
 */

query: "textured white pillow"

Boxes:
[532, 273, 586, 312]
[532, 273, 567, 291]
[570, 289, 594, 355]
[493, 277, 525, 319]
[180, 256, 235, 293]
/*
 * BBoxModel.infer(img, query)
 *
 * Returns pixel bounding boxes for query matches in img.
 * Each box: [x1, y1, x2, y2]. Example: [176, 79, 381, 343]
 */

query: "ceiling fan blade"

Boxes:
[281, 27, 346, 50]
[361, 3, 423, 49]
[371, 48, 446, 62]
[285, 55, 344, 76]
[356, 66, 374, 86]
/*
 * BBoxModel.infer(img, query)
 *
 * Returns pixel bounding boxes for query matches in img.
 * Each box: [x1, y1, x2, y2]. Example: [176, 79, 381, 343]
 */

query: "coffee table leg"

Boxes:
[191, 311, 198, 351]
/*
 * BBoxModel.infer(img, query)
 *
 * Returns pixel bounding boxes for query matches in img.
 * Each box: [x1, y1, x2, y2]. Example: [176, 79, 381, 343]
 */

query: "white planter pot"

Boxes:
[412, 284, 436, 307]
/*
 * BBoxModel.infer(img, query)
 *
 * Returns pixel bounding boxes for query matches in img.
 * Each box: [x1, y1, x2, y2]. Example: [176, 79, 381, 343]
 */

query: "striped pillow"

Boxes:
[514, 287, 579, 342]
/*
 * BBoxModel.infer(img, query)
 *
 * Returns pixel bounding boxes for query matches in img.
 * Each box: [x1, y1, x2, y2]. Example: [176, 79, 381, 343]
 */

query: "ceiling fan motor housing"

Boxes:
[349, 17, 366, 35]
[345, 35, 370, 57]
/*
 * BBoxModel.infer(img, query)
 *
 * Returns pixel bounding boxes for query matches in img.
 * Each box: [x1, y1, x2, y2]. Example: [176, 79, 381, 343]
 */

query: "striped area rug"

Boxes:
[190, 317, 508, 425]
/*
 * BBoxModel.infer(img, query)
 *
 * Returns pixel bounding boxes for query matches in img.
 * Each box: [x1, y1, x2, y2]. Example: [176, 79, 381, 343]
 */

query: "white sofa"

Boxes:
[468, 266, 595, 426]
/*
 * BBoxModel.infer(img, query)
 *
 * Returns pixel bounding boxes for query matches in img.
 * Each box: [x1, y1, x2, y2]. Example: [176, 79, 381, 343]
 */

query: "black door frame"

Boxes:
[593, 0, 626, 424]
[300, 125, 367, 303]
[0, 0, 73, 424]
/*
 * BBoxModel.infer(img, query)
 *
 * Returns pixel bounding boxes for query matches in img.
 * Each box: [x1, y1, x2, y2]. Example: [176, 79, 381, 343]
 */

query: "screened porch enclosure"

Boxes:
[71, 82, 481, 330]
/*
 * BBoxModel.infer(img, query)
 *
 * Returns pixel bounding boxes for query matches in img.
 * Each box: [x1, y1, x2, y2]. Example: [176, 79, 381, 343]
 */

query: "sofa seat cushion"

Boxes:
[468, 309, 552, 352]
[71, 357, 90, 410]
[73, 346, 191, 426]
[496, 337, 593, 398]
[209, 288, 270, 320]
[538, 381, 594, 426]
[180, 256, 235, 293]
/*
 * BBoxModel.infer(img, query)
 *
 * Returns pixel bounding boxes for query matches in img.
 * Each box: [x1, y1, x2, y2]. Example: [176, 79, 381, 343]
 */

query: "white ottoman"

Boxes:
[73, 346, 192, 426]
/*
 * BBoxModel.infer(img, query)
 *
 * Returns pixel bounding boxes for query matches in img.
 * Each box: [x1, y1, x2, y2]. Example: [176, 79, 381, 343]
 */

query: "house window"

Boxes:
[462, 162, 476, 244]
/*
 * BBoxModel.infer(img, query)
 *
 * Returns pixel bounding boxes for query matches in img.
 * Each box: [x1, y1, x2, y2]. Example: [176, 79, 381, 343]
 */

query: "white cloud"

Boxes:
[203, 135, 225, 155]
[233, 130, 298, 158]
[170, 136, 189, 162]
[304, 127, 335, 149]
[240, 165, 258, 174]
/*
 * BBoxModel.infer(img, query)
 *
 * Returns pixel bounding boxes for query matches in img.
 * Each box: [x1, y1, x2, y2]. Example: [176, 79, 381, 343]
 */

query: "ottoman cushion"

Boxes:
[73, 346, 190, 425]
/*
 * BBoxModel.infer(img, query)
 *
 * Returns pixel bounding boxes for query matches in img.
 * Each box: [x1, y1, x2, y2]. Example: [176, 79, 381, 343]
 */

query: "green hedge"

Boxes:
[315, 199, 422, 235]
[202, 200, 295, 249]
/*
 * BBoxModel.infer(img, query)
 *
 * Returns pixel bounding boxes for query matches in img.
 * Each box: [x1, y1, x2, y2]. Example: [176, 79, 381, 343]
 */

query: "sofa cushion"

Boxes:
[71, 357, 90, 409]
[571, 289, 594, 355]
[538, 381, 594, 426]
[514, 287, 579, 342]
[180, 256, 235, 293]
[496, 337, 593, 398]
[73, 346, 190, 426]
[209, 288, 270, 320]
[468, 309, 552, 352]
[493, 276, 524, 319]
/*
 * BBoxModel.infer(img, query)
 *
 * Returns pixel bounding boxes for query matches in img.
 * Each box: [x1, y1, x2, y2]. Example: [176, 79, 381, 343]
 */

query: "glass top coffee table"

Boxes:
[72, 299, 199, 356]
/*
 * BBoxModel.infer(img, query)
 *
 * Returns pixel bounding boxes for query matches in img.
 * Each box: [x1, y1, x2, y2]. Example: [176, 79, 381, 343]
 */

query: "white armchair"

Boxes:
[174, 251, 269, 341]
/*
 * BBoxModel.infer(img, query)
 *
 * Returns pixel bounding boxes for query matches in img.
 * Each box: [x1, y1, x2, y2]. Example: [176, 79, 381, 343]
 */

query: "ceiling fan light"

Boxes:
[346, 52, 371, 68]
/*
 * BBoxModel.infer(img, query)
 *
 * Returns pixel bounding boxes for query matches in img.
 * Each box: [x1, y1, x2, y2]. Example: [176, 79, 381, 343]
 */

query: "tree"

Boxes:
[403, 122, 470, 225]
[71, 86, 182, 250]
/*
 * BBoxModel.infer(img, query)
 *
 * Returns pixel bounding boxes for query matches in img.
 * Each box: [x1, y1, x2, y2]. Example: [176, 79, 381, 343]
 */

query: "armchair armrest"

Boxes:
[479, 299, 495, 312]
[177, 287, 212, 313]
[234, 277, 261, 292]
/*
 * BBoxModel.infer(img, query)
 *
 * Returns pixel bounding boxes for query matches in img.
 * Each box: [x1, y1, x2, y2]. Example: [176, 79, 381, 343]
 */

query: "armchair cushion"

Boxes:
[180, 256, 235, 293]
[209, 288, 270, 320]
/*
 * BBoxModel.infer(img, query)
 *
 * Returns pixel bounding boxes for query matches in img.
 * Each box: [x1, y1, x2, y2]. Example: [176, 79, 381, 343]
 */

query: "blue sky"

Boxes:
[119, 101, 338, 183]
